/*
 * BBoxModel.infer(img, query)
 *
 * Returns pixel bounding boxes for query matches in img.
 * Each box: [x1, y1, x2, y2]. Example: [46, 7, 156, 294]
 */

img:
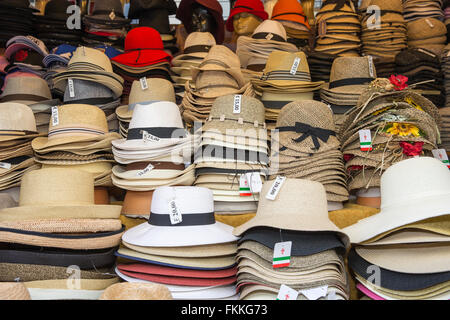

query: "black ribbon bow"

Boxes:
[277, 122, 336, 151]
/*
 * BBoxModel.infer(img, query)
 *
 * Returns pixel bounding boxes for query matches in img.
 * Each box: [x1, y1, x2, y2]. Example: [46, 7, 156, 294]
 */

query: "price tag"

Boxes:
[51, 106, 59, 126]
[265, 33, 274, 40]
[290, 57, 301, 75]
[326, 289, 338, 300]
[246, 172, 262, 193]
[367, 56, 374, 78]
[425, 18, 434, 28]
[68, 79, 75, 98]
[432, 149, 450, 168]
[276, 284, 298, 300]
[0, 162, 11, 170]
[142, 131, 161, 143]
[266, 176, 286, 200]
[273, 241, 292, 268]
[136, 163, 154, 177]
[109, 10, 116, 20]
[300, 285, 329, 300]
[239, 174, 252, 196]
[140, 77, 149, 90]
[359, 129, 372, 151]
[233, 95, 242, 114]
[168, 199, 182, 225]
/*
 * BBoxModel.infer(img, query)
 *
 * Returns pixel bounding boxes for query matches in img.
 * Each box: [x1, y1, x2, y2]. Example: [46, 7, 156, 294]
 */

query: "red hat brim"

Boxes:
[111, 49, 172, 67]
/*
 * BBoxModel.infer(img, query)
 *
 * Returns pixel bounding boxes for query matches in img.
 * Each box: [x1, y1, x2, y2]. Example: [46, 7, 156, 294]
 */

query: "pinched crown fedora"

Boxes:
[0, 168, 122, 221]
[122, 186, 239, 247]
[0, 77, 52, 105]
[172, 32, 216, 66]
[32, 104, 119, 151]
[0, 103, 37, 142]
[88, 0, 129, 22]
[343, 157, 450, 244]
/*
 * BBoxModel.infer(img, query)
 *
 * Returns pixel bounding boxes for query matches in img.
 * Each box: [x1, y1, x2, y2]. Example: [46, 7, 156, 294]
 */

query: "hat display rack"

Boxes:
[0, 0, 448, 302]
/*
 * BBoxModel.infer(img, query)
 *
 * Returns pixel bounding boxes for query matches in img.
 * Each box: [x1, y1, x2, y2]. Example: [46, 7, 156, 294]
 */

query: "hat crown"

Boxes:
[93, 0, 125, 16]
[252, 19, 287, 40]
[407, 18, 447, 38]
[366, 0, 402, 12]
[201, 45, 241, 69]
[45, 0, 71, 15]
[151, 186, 214, 216]
[1, 76, 52, 100]
[69, 47, 114, 73]
[380, 157, 450, 209]
[64, 79, 113, 102]
[209, 95, 265, 124]
[232, 0, 265, 12]
[271, 0, 310, 29]
[19, 168, 95, 206]
[329, 56, 376, 83]
[264, 50, 311, 75]
[184, 32, 216, 49]
[129, 78, 176, 105]
[128, 101, 184, 131]
[0, 103, 36, 132]
[125, 27, 164, 51]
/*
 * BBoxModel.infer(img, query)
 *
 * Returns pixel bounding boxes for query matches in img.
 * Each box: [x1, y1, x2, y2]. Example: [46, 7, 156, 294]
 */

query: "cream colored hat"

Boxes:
[0, 282, 31, 300]
[172, 32, 216, 66]
[0, 77, 51, 105]
[0, 103, 38, 142]
[99, 282, 173, 300]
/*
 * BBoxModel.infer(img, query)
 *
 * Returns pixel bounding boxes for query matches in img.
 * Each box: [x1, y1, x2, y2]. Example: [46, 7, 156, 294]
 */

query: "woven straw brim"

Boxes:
[0, 218, 122, 233]
[348, 168, 382, 191]
[111, 170, 195, 191]
[24, 278, 119, 290]
[32, 132, 120, 152]
[0, 157, 35, 177]
[0, 133, 39, 143]
[200, 131, 268, 148]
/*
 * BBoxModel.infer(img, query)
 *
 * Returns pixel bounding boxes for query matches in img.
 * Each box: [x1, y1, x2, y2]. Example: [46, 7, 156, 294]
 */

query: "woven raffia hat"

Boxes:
[31, 104, 120, 151]
[172, 32, 216, 66]
[0, 103, 38, 142]
[115, 79, 176, 120]
[193, 70, 242, 98]
[0, 77, 51, 105]
[0, 168, 122, 221]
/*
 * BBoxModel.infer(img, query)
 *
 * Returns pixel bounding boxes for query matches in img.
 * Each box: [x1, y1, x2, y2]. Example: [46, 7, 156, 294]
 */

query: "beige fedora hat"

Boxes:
[0, 103, 38, 142]
[99, 282, 173, 300]
[0, 168, 122, 221]
[0, 77, 51, 105]
[233, 178, 349, 245]
[32, 104, 120, 151]
[115, 78, 176, 121]
[172, 32, 216, 66]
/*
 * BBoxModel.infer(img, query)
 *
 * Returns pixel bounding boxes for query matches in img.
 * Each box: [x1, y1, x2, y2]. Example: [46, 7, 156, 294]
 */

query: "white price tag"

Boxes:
[168, 199, 182, 225]
[246, 172, 262, 193]
[142, 131, 161, 143]
[68, 79, 75, 98]
[276, 284, 298, 300]
[266, 176, 286, 200]
[51, 106, 59, 126]
[140, 77, 149, 90]
[326, 289, 338, 300]
[273, 241, 292, 268]
[109, 10, 116, 20]
[239, 174, 252, 196]
[0, 162, 11, 170]
[432, 149, 450, 168]
[290, 57, 301, 75]
[233, 95, 242, 114]
[367, 56, 374, 78]
[136, 163, 154, 177]
[359, 129, 372, 151]
[300, 285, 329, 300]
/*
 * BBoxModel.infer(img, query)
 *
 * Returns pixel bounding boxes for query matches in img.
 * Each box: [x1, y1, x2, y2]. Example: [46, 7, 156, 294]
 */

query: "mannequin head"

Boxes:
[191, 3, 217, 34]
[232, 12, 263, 36]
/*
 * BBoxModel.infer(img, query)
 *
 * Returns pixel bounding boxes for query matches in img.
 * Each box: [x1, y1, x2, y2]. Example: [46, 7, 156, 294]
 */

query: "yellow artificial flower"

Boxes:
[404, 97, 424, 112]
[386, 123, 420, 137]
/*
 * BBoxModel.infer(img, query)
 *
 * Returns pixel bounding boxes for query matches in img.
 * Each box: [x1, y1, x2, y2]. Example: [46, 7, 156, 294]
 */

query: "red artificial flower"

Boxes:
[347, 165, 363, 172]
[399, 141, 424, 156]
[343, 154, 354, 162]
[389, 74, 408, 91]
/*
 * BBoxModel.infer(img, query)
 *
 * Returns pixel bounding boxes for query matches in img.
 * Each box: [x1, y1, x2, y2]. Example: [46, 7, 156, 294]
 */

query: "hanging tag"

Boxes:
[109, 10, 116, 20]
[266, 176, 286, 200]
[326, 289, 338, 300]
[432, 149, 450, 168]
[425, 19, 434, 28]
[273, 241, 292, 268]
[359, 129, 372, 151]
[51, 106, 59, 126]
[367, 56, 374, 78]
[417, 48, 436, 58]
[290, 57, 301, 75]
[300, 285, 329, 300]
[136, 163, 155, 177]
[276, 284, 298, 300]
[168, 199, 182, 225]
[142, 130, 161, 143]
[246, 172, 262, 193]
[239, 174, 252, 196]
[140, 77, 149, 90]
[233, 95, 242, 114]
[265, 33, 274, 40]
[68, 79, 75, 98]
[0, 162, 11, 170]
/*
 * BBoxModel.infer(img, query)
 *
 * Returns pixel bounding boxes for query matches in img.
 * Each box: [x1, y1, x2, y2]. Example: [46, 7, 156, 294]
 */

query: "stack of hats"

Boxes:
[115, 186, 240, 300]
[34, 0, 83, 50]
[82, 0, 130, 48]
[233, 178, 350, 300]
[4, 36, 49, 77]
[339, 78, 441, 204]
[441, 45, 450, 150]
[111, 27, 172, 105]
[194, 95, 269, 216]
[271, 0, 311, 50]
[439, 107, 450, 151]
[180, 45, 249, 127]
[314, 0, 361, 57]
[251, 51, 324, 130]
[305, 51, 336, 83]
[320, 56, 377, 128]
[360, 0, 407, 60]
[111, 102, 196, 205]
[236, 20, 298, 76]
[269, 101, 349, 211]
[0, 168, 124, 300]
[406, 17, 447, 55]
[403, 0, 444, 22]
[99, 282, 173, 300]
[446, 1, 450, 42]
[115, 78, 176, 138]
[395, 48, 445, 108]
[170, 32, 216, 97]
[31, 104, 121, 190]
[42, 45, 76, 98]
[343, 157, 450, 300]
[0, 103, 41, 192]
[0, 0, 36, 47]
[128, 0, 178, 54]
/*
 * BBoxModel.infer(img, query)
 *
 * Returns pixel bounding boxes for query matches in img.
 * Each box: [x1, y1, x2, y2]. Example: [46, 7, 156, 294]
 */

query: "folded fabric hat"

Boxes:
[226, 0, 268, 32]
[271, 0, 310, 30]
[99, 282, 173, 300]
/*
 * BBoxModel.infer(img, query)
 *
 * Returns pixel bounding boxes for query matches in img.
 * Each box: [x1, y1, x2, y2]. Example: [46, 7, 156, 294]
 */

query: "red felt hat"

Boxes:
[111, 27, 172, 67]
[117, 263, 237, 279]
[226, 0, 268, 32]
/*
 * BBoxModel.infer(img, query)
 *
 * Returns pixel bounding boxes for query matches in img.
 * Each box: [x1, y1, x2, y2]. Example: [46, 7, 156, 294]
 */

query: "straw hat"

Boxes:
[0, 282, 31, 300]
[0, 168, 121, 221]
[0, 77, 51, 105]
[0, 103, 37, 142]
[172, 32, 216, 66]
[100, 282, 173, 300]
